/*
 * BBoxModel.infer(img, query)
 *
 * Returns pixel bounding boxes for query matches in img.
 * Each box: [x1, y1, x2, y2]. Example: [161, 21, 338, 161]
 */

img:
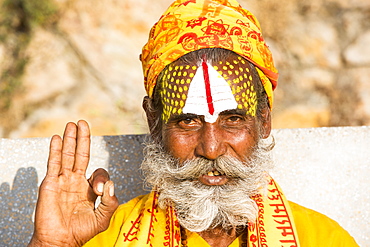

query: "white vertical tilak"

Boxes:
[182, 63, 237, 123]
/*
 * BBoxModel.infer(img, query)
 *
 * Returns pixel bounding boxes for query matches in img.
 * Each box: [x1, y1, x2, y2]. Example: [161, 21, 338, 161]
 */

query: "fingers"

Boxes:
[88, 169, 119, 233]
[46, 135, 63, 176]
[58, 120, 91, 175]
[73, 120, 91, 175]
[95, 180, 119, 232]
[101, 181, 117, 204]
[88, 168, 110, 196]
[61, 122, 78, 173]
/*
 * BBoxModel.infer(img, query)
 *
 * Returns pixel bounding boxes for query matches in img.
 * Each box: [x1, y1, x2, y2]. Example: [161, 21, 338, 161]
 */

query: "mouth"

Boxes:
[199, 170, 229, 186]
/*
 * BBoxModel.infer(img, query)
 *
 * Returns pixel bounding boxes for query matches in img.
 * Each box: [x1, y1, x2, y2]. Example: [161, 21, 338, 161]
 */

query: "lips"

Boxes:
[199, 170, 229, 186]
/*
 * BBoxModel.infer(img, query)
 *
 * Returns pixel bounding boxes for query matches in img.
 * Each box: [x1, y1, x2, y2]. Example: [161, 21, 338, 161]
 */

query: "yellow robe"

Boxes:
[84, 182, 358, 247]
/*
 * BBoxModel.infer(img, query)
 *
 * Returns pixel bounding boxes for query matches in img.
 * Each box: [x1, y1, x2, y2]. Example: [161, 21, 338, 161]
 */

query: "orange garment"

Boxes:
[83, 181, 358, 246]
[180, 201, 359, 246]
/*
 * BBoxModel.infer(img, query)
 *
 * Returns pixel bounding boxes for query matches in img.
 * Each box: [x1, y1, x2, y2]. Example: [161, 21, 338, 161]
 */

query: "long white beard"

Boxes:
[141, 139, 273, 232]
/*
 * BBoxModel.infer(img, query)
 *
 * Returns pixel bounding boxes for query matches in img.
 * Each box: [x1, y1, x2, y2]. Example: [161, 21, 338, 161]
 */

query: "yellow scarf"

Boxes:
[100, 176, 300, 247]
[140, 0, 278, 108]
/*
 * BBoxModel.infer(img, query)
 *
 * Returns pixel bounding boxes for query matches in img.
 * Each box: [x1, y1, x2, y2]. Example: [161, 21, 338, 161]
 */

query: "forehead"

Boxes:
[159, 54, 258, 123]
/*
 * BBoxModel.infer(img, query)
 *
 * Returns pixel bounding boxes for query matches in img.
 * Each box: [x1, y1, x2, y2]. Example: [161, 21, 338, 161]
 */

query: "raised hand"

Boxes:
[28, 120, 119, 247]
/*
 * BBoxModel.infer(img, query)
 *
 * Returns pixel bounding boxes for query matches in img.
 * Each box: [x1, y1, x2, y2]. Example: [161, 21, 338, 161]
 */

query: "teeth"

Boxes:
[207, 171, 223, 176]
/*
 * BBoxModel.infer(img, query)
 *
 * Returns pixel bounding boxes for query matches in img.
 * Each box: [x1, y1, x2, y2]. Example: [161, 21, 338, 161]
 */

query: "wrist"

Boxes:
[28, 236, 77, 247]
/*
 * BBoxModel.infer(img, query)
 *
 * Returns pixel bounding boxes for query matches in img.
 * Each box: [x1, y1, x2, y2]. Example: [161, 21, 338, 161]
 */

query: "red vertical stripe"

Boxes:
[202, 59, 214, 115]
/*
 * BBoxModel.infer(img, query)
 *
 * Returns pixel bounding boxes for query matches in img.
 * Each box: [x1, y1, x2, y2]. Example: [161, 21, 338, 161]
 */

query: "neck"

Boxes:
[197, 226, 246, 247]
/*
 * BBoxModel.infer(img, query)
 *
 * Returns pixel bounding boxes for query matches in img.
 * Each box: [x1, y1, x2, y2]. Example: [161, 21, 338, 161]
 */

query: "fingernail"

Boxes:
[97, 183, 104, 193]
[109, 184, 114, 197]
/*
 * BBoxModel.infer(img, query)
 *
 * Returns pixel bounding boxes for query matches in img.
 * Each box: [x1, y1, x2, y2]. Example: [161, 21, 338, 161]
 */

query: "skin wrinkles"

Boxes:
[162, 109, 263, 187]
[154, 50, 270, 170]
[141, 49, 272, 246]
[162, 109, 261, 165]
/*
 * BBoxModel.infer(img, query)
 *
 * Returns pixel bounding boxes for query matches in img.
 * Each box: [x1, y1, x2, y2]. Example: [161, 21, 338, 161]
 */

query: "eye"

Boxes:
[181, 118, 195, 125]
[177, 116, 201, 129]
[222, 114, 247, 128]
[227, 116, 243, 122]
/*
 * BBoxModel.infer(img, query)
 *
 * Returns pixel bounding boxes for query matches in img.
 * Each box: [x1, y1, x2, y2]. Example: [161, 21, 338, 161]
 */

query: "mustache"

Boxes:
[141, 139, 274, 231]
[141, 138, 274, 192]
[166, 155, 262, 180]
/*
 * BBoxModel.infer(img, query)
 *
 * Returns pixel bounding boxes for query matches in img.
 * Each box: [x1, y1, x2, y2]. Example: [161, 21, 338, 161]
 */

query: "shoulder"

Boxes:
[289, 201, 359, 247]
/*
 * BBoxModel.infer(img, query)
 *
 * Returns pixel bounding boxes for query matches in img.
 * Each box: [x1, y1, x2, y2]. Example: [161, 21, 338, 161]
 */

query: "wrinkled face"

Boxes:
[142, 53, 273, 231]
[142, 53, 272, 232]
[156, 55, 271, 186]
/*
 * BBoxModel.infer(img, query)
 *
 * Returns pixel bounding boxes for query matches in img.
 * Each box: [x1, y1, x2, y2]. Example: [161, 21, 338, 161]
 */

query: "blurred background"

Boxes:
[0, 0, 369, 138]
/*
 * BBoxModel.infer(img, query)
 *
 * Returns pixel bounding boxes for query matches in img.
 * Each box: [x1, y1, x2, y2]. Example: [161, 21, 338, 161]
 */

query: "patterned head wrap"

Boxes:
[140, 0, 278, 108]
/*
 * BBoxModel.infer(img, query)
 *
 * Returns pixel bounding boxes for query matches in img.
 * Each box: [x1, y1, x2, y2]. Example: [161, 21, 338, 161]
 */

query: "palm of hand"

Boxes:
[31, 121, 118, 247]
[36, 174, 95, 246]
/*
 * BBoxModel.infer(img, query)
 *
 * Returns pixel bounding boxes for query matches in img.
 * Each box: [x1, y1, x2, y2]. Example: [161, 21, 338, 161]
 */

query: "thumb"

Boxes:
[95, 180, 119, 232]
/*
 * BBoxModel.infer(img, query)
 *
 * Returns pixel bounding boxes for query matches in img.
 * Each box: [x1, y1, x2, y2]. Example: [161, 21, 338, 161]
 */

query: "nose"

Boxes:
[195, 122, 227, 160]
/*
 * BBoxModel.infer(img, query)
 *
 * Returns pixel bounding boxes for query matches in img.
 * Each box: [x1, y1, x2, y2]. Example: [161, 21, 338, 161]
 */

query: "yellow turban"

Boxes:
[140, 0, 278, 108]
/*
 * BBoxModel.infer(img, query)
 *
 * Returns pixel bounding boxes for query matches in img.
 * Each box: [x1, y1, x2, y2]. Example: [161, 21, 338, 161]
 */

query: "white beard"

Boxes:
[141, 139, 274, 232]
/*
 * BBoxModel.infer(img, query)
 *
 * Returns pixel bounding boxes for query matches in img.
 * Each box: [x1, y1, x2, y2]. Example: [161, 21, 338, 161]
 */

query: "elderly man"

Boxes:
[28, 0, 358, 246]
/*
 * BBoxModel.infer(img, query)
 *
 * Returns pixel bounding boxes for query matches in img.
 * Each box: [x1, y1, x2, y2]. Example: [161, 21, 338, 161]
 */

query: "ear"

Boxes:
[142, 96, 161, 140]
[260, 107, 272, 139]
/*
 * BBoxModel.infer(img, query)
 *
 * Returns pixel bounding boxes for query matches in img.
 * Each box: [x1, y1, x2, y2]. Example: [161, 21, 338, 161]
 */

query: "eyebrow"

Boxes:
[167, 113, 200, 122]
[219, 109, 248, 116]
[166, 109, 250, 124]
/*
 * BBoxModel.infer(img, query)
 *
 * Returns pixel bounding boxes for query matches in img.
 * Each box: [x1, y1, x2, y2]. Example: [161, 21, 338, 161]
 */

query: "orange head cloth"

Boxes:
[140, 0, 278, 108]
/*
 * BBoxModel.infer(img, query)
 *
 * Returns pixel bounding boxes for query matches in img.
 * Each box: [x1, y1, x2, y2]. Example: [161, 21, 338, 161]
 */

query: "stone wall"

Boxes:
[0, 0, 369, 138]
[247, 0, 370, 129]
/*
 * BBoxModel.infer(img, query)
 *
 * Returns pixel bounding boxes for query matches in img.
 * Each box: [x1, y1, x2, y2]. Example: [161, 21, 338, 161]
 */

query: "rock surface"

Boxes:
[0, 0, 369, 138]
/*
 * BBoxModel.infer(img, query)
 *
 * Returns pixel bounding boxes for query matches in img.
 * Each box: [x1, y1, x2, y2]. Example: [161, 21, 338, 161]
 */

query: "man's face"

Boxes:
[142, 54, 272, 232]
[159, 55, 270, 176]
[162, 108, 262, 186]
